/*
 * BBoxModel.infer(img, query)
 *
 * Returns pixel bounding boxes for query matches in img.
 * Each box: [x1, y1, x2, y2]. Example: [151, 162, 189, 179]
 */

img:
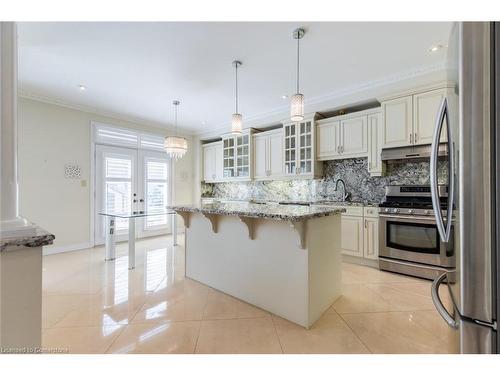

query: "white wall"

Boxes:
[18, 97, 194, 250]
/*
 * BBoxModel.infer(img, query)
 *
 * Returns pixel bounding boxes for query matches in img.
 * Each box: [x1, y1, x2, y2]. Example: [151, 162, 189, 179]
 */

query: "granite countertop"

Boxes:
[169, 202, 346, 222]
[0, 222, 55, 251]
[201, 198, 379, 208]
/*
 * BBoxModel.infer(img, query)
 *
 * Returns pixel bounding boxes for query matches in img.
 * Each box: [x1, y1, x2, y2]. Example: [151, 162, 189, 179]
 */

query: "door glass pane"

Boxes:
[106, 181, 131, 230]
[145, 159, 169, 228]
[106, 158, 131, 178]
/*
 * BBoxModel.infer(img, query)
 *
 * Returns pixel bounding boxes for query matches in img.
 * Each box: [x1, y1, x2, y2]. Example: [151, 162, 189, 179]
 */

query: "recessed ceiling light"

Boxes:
[78, 84, 87, 91]
[429, 44, 443, 52]
[281, 95, 288, 99]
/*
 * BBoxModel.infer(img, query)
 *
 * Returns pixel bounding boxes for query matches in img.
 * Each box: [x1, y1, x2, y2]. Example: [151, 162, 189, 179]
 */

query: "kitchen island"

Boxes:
[170, 202, 345, 328]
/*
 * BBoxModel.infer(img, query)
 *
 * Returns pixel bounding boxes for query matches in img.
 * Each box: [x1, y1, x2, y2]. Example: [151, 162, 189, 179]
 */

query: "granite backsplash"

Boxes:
[201, 158, 448, 205]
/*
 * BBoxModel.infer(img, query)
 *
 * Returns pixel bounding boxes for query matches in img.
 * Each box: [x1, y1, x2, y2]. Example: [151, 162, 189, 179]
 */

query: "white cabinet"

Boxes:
[382, 87, 449, 149]
[317, 120, 340, 160]
[413, 89, 448, 145]
[367, 111, 384, 176]
[316, 112, 369, 161]
[284, 115, 322, 178]
[222, 130, 253, 181]
[341, 215, 364, 258]
[339, 116, 368, 157]
[382, 96, 413, 148]
[253, 129, 283, 180]
[203, 141, 223, 183]
[363, 207, 379, 260]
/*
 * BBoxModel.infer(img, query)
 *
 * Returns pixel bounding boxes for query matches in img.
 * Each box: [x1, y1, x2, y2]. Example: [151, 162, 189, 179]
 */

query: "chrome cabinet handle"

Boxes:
[430, 97, 454, 243]
[414, 132, 418, 143]
[410, 133, 413, 144]
[431, 272, 459, 329]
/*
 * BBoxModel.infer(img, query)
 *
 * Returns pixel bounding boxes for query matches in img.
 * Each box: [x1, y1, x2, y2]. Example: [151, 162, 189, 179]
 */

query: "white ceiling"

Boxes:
[18, 22, 452, 134]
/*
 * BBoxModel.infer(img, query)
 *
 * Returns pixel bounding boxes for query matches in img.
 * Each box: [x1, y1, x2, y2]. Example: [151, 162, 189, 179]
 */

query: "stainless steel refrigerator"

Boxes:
[430, 22, 499, 354]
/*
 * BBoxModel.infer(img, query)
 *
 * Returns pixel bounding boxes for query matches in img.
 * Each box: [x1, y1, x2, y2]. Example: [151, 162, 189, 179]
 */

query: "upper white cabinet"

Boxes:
[413, 89, 448, 145]
[382, 96, 413, 148]
[222, 129, 254, 181]
[283, 115, 322, 178]
[340, 116, 368, 157]
[367, 111, 384, 176]
[317, 120, 340, 159]
[203, 141, 223, 183]
[253, 129, 283, 180]
[317, 110, 371, 161]
[382, 87, 450, 149]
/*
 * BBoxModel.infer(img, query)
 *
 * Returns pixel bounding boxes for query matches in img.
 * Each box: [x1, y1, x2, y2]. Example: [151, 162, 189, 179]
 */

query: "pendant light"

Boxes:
[164, 100, 188, 160]
[231, 60, 243, 134]
[290, 28, 305, 122]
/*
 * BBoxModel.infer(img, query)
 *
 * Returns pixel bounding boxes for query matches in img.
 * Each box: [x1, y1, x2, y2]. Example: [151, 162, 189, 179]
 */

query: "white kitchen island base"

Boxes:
[183, 212, 342, 328]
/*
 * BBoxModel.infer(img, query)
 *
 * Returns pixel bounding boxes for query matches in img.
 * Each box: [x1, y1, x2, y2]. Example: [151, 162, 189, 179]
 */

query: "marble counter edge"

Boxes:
[168, 205, 346, 222]
[0, 220, 55, 252]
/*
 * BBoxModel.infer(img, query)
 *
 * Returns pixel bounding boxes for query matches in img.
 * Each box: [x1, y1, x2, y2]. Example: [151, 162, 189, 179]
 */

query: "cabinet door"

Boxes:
[340, 116, 368, 156]
[367, 112, 383, 175]
[298, 120, 313, 174]
[363, 217, 379, 260]
[236, 134, 250, 178]
[283, 123, 297, 175]
[341, 215, 364, 257]
[268, 131, 284, 178]
[223, 137, 235, 178]
[413, 89, 447, 145]
[253, 135, 268, 179]
[382, 96, 413, 148]
[215, 142, 224, 181]
[317, 121, 339, 159]
[203, 145, 215, 182]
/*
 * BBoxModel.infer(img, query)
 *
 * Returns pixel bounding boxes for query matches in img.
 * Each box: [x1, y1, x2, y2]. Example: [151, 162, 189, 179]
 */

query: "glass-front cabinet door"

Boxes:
[236, 134, 249, 178]
[284, 123, 296, 175]
[298, 120, 312, 174]
[222, 130, 253, 180]
[223, 137, 235, 178]
[284, 116, 319, 177]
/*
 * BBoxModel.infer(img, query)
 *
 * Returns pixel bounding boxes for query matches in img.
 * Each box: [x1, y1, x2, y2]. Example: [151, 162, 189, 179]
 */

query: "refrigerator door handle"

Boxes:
[430, 97, 454, 243]
[431, 272, 459, 329]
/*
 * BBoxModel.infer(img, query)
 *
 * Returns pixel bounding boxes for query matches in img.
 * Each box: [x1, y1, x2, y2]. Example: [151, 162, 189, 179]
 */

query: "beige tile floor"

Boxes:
[41, 235, 458, 354]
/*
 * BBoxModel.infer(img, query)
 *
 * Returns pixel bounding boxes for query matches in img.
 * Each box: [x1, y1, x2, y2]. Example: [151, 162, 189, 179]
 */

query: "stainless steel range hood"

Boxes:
[381, 143, 448, 161]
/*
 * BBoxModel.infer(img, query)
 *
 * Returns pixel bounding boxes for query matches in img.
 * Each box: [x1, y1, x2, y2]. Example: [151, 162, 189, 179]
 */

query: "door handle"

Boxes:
[431, 272, 458, 329]
[430, 97, 454, 243]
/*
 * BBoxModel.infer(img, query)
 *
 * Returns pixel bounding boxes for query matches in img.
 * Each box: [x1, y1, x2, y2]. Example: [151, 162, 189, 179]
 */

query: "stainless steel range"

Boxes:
[378, 185, 456, 280]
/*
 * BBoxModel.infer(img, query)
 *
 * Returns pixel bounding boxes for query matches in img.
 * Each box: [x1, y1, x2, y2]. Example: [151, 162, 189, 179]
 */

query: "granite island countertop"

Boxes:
[169, 202, 346, 222]
[0, 221, 55, 251]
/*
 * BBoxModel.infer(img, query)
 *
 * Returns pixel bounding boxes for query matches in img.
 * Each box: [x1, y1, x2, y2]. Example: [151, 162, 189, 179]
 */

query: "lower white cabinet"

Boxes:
[341, 215, 364, 257]
[340, 206, 379, 260]
[253, 129, 283, 180]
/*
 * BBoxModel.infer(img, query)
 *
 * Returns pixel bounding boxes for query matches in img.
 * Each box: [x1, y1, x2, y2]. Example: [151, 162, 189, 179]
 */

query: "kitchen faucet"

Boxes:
[334, 178, 350, 201]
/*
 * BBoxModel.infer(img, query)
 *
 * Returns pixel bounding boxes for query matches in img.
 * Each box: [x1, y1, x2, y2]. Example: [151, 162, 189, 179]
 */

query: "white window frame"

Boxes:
[90, 121, 175, 247]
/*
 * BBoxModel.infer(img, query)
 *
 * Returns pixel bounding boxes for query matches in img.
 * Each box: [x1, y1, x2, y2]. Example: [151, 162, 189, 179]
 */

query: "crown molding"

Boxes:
[18, 89, 195, 136]
[197, 62, 448, 139]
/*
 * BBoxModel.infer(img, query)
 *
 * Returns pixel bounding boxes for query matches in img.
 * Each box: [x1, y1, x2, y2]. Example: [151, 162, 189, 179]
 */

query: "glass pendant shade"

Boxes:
[164, 136, 188, 160]
[231, 113, 243, 134]
[290, 93, 304, 122]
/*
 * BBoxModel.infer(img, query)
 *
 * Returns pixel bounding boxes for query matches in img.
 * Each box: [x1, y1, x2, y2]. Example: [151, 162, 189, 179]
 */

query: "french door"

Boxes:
[95, 145, 171, 244]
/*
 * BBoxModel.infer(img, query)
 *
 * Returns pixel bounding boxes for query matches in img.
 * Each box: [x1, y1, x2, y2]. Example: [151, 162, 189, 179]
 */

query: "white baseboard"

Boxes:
[43, 241, 93, 256]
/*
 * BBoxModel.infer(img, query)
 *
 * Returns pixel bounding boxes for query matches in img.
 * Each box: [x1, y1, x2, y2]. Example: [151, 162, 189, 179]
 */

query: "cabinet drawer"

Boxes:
[363, 207, 379, 218]
[341, 206, 364, 216]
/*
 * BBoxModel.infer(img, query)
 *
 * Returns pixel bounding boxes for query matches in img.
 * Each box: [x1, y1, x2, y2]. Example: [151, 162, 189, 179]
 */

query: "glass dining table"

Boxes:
[98, 210, 178, 270]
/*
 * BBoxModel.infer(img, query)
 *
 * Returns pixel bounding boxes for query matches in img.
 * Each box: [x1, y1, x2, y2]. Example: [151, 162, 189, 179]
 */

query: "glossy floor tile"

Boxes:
[41, 235, 458, 354]
[196, 317, 282, 354]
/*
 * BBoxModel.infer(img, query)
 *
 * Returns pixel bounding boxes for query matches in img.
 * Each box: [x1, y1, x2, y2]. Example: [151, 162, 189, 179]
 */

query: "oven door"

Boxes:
[379, 214, 455, 268]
